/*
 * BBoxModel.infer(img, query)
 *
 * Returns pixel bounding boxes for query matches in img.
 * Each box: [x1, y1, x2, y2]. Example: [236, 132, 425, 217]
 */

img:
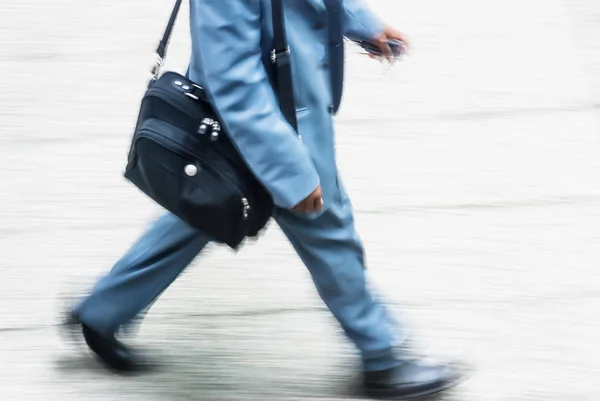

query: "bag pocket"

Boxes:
[125, 119, 249, 247]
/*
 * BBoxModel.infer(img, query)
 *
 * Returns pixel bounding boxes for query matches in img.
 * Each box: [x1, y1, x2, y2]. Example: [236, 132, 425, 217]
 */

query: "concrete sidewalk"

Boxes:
[1, 0, 599, 400]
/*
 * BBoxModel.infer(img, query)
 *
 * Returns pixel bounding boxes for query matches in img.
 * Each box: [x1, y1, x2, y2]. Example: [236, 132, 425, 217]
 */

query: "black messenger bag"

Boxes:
[124, 0, 298, 249]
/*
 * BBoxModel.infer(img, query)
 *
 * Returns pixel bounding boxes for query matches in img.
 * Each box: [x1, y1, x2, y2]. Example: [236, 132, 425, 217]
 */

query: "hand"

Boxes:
[291, 185, 323, 214]
[369, 26, 410, 62]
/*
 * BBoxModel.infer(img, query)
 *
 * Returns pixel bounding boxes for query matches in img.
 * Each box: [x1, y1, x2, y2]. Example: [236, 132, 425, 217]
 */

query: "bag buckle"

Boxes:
[270, 46, 291, 64]
[149, 54, 165, 83]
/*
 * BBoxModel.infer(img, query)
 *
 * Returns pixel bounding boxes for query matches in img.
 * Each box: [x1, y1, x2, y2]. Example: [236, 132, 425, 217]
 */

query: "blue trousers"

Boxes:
[75, 182, 403, 371]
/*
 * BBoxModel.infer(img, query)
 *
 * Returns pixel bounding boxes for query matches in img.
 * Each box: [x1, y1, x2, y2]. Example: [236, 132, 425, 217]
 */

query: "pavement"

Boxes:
[1, 0, 599, 400]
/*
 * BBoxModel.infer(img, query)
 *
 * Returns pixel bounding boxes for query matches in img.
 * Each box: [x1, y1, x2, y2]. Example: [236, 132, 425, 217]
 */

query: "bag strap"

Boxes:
[150, 0, 298, 131]
[149, 0, 183, 82]
[269, 0, 297, 131]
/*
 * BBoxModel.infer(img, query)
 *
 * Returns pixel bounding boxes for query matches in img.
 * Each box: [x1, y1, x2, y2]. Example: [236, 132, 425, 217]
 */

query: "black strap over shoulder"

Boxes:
[151, 0, 298, 131]
[270, 0, 298, 131]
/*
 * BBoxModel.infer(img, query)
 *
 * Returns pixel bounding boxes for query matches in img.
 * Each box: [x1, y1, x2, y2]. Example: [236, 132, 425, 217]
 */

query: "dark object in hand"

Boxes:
[354, 39, 406, 58]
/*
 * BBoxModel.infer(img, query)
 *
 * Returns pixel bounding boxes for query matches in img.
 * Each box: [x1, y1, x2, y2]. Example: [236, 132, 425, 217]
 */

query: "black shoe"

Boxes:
[61, 311, 142, 373]
[364, 360, 465, 400]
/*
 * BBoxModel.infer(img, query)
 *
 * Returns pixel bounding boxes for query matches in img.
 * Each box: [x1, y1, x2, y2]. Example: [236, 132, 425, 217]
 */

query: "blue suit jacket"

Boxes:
[188, 0, 384, 210]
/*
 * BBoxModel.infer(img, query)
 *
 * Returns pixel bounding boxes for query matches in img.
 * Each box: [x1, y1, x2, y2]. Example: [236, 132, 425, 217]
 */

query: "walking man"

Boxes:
[65, 0, 463, 399]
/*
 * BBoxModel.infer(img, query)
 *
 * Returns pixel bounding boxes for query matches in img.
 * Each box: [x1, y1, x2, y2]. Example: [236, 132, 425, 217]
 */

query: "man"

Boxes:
[64, 0, 463, 399]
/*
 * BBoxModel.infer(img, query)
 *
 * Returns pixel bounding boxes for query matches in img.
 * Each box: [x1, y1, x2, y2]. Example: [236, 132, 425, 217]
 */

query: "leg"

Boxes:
[274, 181, 403, 372]
[75, 212, 211, 336]
[275, 182, 465, 398]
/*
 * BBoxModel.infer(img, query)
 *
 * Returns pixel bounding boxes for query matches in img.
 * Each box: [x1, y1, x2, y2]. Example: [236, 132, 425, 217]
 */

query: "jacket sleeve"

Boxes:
[188, 0, 320, 209]
[342, 0, 386, 41]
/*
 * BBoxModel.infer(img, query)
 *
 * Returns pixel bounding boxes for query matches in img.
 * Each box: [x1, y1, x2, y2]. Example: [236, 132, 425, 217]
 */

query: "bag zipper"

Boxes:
[136, 127, 252, 221]
[146, 86, 208, 121]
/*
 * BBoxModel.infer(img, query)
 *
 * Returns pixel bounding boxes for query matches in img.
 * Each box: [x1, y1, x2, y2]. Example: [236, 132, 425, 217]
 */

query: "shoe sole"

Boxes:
[365, 373, 468, 400]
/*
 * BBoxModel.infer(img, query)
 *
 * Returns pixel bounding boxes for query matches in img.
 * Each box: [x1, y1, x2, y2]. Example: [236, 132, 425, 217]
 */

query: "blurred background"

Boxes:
[1, 0, 599, 400]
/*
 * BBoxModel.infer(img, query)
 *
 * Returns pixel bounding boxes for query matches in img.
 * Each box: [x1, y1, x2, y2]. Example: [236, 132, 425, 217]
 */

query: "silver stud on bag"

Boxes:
[174, 80, 183, 86]
[184, 164, 198, 177]
[210, 132, 219, 141]
[198, 124, 208, 134]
